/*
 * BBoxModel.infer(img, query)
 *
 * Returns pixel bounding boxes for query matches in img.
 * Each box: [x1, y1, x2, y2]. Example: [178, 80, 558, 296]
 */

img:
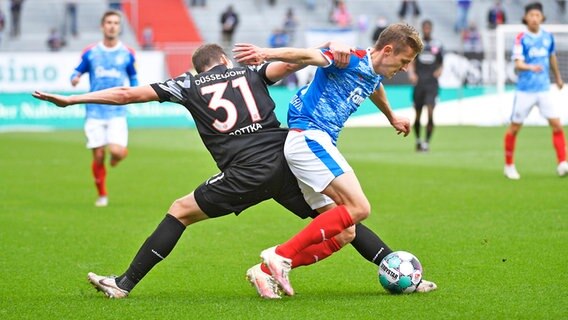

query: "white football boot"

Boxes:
[95, 196, 108, 207]
[557, 161, 568, 177]
[504, 164, 520, 180]
[260, 246, 294, 296]
[246, 264, 281, 299]
[87, 272, 129, 299]
[415, 279, 438, 293]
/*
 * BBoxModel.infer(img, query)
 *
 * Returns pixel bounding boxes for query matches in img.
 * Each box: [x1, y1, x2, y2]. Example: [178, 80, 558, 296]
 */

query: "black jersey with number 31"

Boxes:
[150, 64, 287, 170]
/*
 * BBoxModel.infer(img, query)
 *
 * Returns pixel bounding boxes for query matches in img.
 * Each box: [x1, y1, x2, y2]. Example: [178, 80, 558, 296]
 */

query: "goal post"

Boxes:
[495, 24, 568, 95]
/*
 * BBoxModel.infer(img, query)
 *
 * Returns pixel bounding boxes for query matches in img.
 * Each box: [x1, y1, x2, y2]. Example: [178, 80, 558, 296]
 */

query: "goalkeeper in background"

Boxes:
[503, 2, 567, 179]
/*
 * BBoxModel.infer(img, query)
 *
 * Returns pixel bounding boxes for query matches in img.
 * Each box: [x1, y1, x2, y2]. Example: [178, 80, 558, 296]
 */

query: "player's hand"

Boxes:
[32, 91, 71, 108]
[556, 78, 564, 90]
[390, 116, 411, 137]
[328, 42, 352, 68]
[70, 76, 80, 87]
[233, 43, 266, 65]
[408, 73, 418, 85]
[531, 64, 543, 73]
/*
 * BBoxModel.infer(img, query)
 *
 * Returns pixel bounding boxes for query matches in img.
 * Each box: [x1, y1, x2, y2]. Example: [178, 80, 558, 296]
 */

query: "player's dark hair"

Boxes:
[100, 10, 122, 25]
[375, 23, 423, 55]
[522, 2, 545, 25]
[192, 44, 227, 73]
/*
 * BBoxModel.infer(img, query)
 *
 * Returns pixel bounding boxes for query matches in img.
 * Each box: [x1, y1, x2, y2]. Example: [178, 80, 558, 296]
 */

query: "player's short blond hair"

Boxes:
[100, 10, 122, 25]
[375, 23, 423, 55]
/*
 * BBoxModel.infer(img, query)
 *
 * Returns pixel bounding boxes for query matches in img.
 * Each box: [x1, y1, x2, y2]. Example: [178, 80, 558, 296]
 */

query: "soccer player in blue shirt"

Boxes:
[71, 10, 138, 205]
[503, 2, 567, 180]
[234, 22, 437, 295]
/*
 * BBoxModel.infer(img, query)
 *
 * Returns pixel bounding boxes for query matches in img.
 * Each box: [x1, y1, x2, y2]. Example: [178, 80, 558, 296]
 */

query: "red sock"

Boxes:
[92, 161, 107, 196]
[553, 130, 566, 163]
[290, 237, 342, 268]
[275, 205, 353, 259]
[504, 132, 516, 165]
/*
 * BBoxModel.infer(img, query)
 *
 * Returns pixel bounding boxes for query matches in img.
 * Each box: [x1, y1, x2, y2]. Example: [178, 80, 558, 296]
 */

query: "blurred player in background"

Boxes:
[70, 10, 138, 206]
[407, 19, 443, 152]
[503, 2, 567, 179]
[234, 23, 436, 296]
[34, 43, 428, 300]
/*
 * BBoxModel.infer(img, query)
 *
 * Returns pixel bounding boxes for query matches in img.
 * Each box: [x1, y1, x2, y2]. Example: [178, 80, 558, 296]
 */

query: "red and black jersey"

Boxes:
[151, 64, 288, 170]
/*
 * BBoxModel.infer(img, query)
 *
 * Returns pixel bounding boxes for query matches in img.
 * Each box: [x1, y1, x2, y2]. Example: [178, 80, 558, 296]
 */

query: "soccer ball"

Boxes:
[378, 251, 423, 294]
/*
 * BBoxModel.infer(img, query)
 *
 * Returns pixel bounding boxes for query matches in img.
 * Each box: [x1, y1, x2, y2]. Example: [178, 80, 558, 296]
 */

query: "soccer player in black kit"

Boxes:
[408, 20, 444, 152]
[33, 43, 434, 299]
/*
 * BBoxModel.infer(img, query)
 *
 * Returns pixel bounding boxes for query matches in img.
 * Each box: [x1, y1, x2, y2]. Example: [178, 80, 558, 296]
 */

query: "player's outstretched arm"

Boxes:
[32, 85, 159, 108]
[369, 86, 410, 137]
[233, 43, 330, 67]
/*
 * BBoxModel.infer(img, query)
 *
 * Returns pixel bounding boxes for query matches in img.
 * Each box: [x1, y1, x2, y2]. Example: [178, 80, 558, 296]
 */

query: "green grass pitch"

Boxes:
[1, 126, 566, 319]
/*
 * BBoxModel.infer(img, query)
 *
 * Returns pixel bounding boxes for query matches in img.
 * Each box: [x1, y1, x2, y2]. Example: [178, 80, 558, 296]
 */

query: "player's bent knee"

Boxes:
[168, 194, 208, 226]
[349, 201, 371, 222]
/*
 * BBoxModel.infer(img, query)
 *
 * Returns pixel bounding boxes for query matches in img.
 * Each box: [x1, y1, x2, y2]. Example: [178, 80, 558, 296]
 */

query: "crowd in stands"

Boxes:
[1, 0, 567, 55]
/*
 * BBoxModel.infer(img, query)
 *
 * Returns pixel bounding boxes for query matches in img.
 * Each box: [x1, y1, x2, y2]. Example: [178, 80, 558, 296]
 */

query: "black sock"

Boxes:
[115, 214, 186, 292]
[426, 120, 434, 142]
[351, 223, 392, 266]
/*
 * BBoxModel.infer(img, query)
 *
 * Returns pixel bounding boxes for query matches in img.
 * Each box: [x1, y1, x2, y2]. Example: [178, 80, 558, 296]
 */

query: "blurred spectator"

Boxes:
[487, 0, 506, 29]
[454, 0, 471, 33]
[220, 5, 239, 48]
[268, 28, 289, 48]
[64, 1, 78, 38]
[558, 0, 567, 14]
[268, 0, 276, 7]
[331, 0, 352, 28]
[283, 7, 298, 45]
[371, 16, 388, 44]
[142, 24, 154, 50]
[357, 14, 369, 33]
[108, 0, 121, 11]
[0, 8, 5, 45]
[398, 0, 420, 26]
[190, 0, 206, 7]
[462, 22, 482, 53]
[305, 0, 316, 11]
[10, 0, 24, 38]
[46, 28, 66, 51]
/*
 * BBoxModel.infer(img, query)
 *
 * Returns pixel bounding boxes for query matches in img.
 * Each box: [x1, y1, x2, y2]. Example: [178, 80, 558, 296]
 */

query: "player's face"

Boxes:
[101, 14, 121, 40]
[422, 24, 432, 39]
[375, 45, 417, 79]
[524, 10, 544, 30]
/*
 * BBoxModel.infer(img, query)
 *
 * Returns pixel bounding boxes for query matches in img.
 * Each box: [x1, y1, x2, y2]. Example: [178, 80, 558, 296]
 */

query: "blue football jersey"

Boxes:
[512, 30, 555, 92]
[73, 42, 138, 119]
[288, 48, 383, 144]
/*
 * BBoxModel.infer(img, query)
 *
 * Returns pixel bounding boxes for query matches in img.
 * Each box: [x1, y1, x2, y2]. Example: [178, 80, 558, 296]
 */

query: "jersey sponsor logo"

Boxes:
[228, 122, 263, 135]
[194, 69, 246, 86]
[290, 94, 302, 111]
[347, 87, 365, 106]
[94, 66, 122, 79]
[418, 52, 436, 64]
[528, 47, 548, 58]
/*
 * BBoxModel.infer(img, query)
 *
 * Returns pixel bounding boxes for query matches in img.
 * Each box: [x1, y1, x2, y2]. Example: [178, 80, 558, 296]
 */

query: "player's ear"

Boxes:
[222, 55, 233, 68]
[383, 45, 393, 56]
